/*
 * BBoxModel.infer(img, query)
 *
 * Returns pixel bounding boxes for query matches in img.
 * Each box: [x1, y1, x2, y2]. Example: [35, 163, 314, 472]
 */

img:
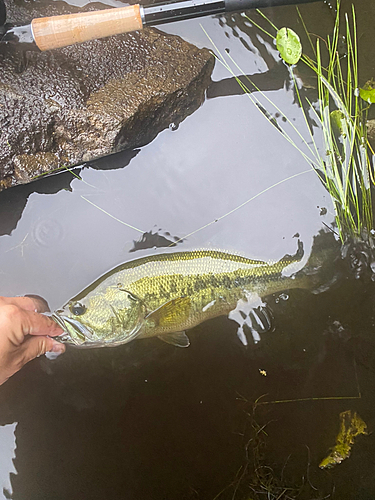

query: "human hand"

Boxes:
[0, 296, 65, 386]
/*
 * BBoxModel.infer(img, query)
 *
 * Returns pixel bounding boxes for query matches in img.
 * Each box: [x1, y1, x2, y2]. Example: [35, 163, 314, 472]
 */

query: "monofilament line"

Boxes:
[170, 169, 313, 246]
[81, 196, 145, 233]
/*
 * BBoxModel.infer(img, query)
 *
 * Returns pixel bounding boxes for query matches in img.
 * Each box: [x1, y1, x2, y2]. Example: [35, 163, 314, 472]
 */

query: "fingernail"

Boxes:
[45, 351, 61, 360]
[24, 294, 51, 313]
[51, 343, 66, 354]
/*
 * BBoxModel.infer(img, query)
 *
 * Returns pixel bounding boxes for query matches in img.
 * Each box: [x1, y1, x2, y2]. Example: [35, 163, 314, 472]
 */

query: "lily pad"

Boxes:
[276, 27, 302, 65]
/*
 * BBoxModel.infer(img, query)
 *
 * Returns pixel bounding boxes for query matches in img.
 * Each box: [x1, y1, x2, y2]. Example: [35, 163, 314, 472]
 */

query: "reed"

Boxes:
[204, 0, 374, 243]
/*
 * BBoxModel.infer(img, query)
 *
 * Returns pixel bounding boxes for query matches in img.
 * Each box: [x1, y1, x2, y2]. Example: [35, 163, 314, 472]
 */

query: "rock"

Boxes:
[0, 1, 214, 191]
[367, 119, 375, 144]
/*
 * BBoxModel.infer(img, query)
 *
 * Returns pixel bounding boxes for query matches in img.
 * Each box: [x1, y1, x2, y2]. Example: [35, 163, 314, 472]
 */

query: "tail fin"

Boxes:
[294, 230, 342, 294]
[280, 239, 304, 266]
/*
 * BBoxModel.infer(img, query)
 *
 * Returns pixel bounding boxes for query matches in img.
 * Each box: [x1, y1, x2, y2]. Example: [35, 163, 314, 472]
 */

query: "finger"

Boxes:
[0, 306, 63, 339]
[19, 336, 66, 366]
[0, 295, 48, 313]
[20, 309, 64, 337]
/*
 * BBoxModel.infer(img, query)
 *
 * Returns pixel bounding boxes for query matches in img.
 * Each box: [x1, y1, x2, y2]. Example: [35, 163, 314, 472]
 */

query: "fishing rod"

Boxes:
[1, 0, 320, 52]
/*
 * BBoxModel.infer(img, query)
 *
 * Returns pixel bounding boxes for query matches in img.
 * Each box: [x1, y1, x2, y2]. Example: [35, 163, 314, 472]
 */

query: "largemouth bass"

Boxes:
[52, 243, 313, 348]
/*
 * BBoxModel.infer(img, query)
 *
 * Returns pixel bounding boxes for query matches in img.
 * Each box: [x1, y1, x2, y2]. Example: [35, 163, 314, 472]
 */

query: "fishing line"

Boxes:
[258, 395, 361, 404]
[169, 168, 313, 246]
[80, 196, 145, 233]
[81, 167, 313, 242]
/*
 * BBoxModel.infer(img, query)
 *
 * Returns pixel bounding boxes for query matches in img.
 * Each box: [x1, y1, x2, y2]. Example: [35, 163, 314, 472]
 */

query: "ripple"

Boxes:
[32, 219, 64, 247]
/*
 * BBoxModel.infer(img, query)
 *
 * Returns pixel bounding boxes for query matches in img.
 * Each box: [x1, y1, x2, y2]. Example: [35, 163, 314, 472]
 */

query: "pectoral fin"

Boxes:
[146, 297, 191, 328]
[158, 331, 190, 348]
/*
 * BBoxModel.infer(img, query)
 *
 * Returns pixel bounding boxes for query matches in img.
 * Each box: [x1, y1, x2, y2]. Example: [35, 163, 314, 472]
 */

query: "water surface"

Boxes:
[1, 1, 375, 499]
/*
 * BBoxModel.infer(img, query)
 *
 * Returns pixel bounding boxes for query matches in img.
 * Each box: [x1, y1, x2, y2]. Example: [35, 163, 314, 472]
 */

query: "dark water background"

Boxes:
[1, 0, 375, 498]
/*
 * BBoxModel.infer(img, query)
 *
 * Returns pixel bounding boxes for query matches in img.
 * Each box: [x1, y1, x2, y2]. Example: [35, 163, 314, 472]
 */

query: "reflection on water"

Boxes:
[0, 0, 375, 498]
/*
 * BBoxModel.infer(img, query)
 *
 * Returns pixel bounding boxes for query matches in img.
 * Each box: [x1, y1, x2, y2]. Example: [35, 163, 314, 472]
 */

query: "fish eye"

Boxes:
[70, 302, 86, 316]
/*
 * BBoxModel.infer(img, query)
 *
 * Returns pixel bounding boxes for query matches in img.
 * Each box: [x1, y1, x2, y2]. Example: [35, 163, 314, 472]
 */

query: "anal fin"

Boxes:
[158, 331, 190, 348]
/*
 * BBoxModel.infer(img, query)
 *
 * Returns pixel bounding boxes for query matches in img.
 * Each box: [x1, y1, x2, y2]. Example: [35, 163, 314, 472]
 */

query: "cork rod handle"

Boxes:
[31, 5, 143, 51]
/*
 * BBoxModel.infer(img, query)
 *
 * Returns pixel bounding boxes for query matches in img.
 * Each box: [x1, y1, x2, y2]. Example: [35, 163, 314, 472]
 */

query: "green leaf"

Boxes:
[276, 27, 302, 65]
[359, 86, 375, 104]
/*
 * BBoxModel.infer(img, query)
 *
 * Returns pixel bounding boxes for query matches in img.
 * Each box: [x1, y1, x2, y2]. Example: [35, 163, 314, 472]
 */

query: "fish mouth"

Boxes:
[51, 312, 94, 346]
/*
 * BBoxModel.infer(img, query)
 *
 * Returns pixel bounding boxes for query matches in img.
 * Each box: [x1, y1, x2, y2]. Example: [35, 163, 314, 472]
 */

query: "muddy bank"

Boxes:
[0, 2, 214, 190]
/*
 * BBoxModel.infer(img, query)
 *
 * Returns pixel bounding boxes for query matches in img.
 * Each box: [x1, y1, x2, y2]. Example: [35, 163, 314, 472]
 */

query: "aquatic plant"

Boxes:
[296, 3, 373, 242]
[204, 0, 374, 243]
[319, 409, 367, 469]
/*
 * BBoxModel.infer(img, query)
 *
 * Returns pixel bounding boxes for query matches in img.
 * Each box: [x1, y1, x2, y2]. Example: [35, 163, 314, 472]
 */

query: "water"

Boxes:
[1, 0, 375, 498]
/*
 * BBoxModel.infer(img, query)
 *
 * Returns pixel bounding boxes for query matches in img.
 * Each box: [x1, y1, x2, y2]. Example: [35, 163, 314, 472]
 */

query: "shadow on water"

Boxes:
[207, 11, 292, 100]
[89, 148, 140, 171]
[0, 170, 77, 236]
[129, 229, 184, 252]
[1, 0, 375, 499]
[207, 62, 289, 99]
[206, 10, 327, 138]
[0, 149, 139, 236]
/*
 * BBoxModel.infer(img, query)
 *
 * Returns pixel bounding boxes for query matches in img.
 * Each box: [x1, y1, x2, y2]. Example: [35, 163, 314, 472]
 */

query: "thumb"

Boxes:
[19, 336, 66, 365]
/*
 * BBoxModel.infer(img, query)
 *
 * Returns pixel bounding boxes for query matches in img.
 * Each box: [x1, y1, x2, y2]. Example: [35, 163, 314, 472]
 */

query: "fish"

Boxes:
[51, 242, 318, 348]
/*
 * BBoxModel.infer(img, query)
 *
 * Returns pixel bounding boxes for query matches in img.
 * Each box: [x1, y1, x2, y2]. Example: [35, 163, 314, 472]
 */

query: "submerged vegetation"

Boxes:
[205, 0, 375, 243]
[214, 399, 334, 500]
[319, 410, 367, 469]
[214, 393, 368, 499]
